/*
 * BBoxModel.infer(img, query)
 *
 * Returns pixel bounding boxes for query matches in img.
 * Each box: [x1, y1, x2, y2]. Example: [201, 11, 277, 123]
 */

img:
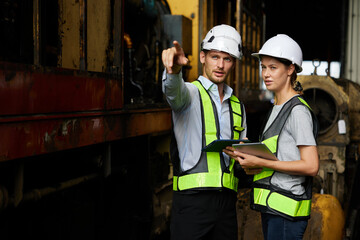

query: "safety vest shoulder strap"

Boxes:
[192, 80, 218, 145]
[229, 95, 244, 139]
[261, 96, 316, 154]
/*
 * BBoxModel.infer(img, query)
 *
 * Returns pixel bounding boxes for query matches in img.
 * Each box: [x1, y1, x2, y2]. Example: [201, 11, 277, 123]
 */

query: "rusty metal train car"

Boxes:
[0, 0, 175, 239]
[0, 0, 265, 238]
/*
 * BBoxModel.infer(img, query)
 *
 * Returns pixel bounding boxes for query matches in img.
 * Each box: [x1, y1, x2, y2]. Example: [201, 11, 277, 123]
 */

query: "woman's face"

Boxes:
[260, 56, 295, 92]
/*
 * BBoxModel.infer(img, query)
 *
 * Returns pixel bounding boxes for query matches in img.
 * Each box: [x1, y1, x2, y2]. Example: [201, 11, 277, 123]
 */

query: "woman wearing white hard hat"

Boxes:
[230, 34, 319, 239]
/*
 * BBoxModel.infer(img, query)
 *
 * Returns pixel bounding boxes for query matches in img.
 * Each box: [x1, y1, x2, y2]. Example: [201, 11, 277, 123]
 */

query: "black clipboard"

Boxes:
[232, 142, 278, 161]
[202, 139, 251, 152]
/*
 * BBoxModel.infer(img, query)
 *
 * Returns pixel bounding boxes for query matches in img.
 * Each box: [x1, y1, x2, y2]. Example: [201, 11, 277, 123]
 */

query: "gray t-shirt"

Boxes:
[263, 97, 316, 195]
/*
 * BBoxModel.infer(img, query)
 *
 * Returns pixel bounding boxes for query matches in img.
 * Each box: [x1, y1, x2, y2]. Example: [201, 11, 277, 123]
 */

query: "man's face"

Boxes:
[200, 50, 235, 84]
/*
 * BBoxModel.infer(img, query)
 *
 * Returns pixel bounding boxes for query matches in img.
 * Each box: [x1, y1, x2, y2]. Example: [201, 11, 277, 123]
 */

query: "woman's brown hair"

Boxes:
[277, 58, 303, 94]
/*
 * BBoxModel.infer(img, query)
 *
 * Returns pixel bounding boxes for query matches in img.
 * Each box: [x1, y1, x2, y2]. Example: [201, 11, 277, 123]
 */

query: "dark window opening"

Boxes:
[40, 0, 59, 67]
[0, 0, 33, 64]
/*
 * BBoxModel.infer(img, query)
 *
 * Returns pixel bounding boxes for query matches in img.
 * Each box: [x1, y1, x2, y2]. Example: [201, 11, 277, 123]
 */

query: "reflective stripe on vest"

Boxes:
[252, 96, 316, 220]
[173, 80, 242, 192]
[253, 188, 312, 217]
[253, 135, 278, 182]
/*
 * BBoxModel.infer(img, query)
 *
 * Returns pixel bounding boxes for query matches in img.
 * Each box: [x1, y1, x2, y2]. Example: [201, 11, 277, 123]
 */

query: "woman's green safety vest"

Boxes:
[172, 80, 244, 192]
[251, 96, 318, 221]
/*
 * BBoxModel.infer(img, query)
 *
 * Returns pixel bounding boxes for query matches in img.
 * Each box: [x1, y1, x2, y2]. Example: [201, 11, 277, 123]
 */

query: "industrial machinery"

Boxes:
[299, 74, 360, 240]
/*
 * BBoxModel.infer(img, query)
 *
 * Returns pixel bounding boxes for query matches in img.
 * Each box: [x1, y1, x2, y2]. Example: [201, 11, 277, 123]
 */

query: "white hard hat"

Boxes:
[201, 24, 242, 60]
[252, 34, 303, 72]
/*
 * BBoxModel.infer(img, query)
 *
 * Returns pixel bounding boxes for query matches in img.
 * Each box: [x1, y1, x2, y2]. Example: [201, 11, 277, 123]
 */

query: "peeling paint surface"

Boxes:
[0, 63, 171, 161]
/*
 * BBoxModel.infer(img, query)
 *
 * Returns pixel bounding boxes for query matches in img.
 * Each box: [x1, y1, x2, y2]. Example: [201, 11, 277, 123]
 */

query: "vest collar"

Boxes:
[275, 94, 300, 106]
[197, 76, 233, 101]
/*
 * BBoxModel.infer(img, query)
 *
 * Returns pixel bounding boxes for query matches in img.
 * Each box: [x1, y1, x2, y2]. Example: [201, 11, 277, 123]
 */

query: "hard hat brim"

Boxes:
[251, 53, 303, 73]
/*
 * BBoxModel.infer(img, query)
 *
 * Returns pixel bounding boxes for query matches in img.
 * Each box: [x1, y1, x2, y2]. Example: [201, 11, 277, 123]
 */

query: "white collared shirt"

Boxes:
[162, 71, 247, 171]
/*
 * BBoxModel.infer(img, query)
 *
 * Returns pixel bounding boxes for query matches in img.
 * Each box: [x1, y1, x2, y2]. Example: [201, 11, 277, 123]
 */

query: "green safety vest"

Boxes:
[172, 80, 244, 192]
[251, 96, 318, 221]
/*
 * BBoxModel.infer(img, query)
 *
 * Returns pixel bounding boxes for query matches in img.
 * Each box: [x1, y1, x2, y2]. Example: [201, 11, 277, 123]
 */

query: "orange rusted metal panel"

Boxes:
[0, 62, 122, 114]
[0, 62, 171, 161]
[0, 109, 171, 162]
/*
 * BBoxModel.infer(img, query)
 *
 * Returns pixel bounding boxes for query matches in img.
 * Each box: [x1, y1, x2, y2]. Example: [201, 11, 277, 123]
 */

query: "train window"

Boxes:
[0, 1, 58, 67]
[0, 0, 33, 64]
[40, 1, 59, 67]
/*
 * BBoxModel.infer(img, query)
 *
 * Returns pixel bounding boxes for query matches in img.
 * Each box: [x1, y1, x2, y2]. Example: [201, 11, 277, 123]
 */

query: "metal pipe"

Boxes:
[124, 33, 143, 97]
[79, 0, 87, 71]
[0, 172, 100, 211]
[21, 173, 99, 203]
[33, 0, 41, 66]
[13, 162, 24, 207]
[113, 0, 123, 73]
[235, 0, 242, 97]
[103, 143, 112, 177]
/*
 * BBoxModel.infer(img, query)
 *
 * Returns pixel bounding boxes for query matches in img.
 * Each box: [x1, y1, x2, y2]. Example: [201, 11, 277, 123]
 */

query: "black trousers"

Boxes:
[170, 189, 238, 240]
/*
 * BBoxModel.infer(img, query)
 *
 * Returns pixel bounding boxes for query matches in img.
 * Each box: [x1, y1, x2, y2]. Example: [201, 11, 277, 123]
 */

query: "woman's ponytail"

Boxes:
[294, 80, 303, 93]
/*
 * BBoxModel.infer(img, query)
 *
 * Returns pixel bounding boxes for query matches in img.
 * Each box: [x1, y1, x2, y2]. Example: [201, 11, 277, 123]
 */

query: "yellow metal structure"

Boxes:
[58, 0, 111, 72]
[58, 0, 81, 69]
[166, 0, 200, 80]
[304, 194, 345, 240]
[87, 0, 111, 72]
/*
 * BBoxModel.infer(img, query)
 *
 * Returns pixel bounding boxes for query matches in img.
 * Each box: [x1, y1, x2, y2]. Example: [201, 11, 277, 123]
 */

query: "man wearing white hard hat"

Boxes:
[161, 24, 249, 240]
[232, 34, 319, 240]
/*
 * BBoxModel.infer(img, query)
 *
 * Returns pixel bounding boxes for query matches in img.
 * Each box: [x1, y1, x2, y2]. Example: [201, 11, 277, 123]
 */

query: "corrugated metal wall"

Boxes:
[345, 0, 360, 84]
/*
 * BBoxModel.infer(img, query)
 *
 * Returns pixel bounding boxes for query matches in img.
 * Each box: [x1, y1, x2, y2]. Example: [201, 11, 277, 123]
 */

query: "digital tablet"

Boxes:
[202, 139, 251, 152]
[232, 142, 278, 161]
